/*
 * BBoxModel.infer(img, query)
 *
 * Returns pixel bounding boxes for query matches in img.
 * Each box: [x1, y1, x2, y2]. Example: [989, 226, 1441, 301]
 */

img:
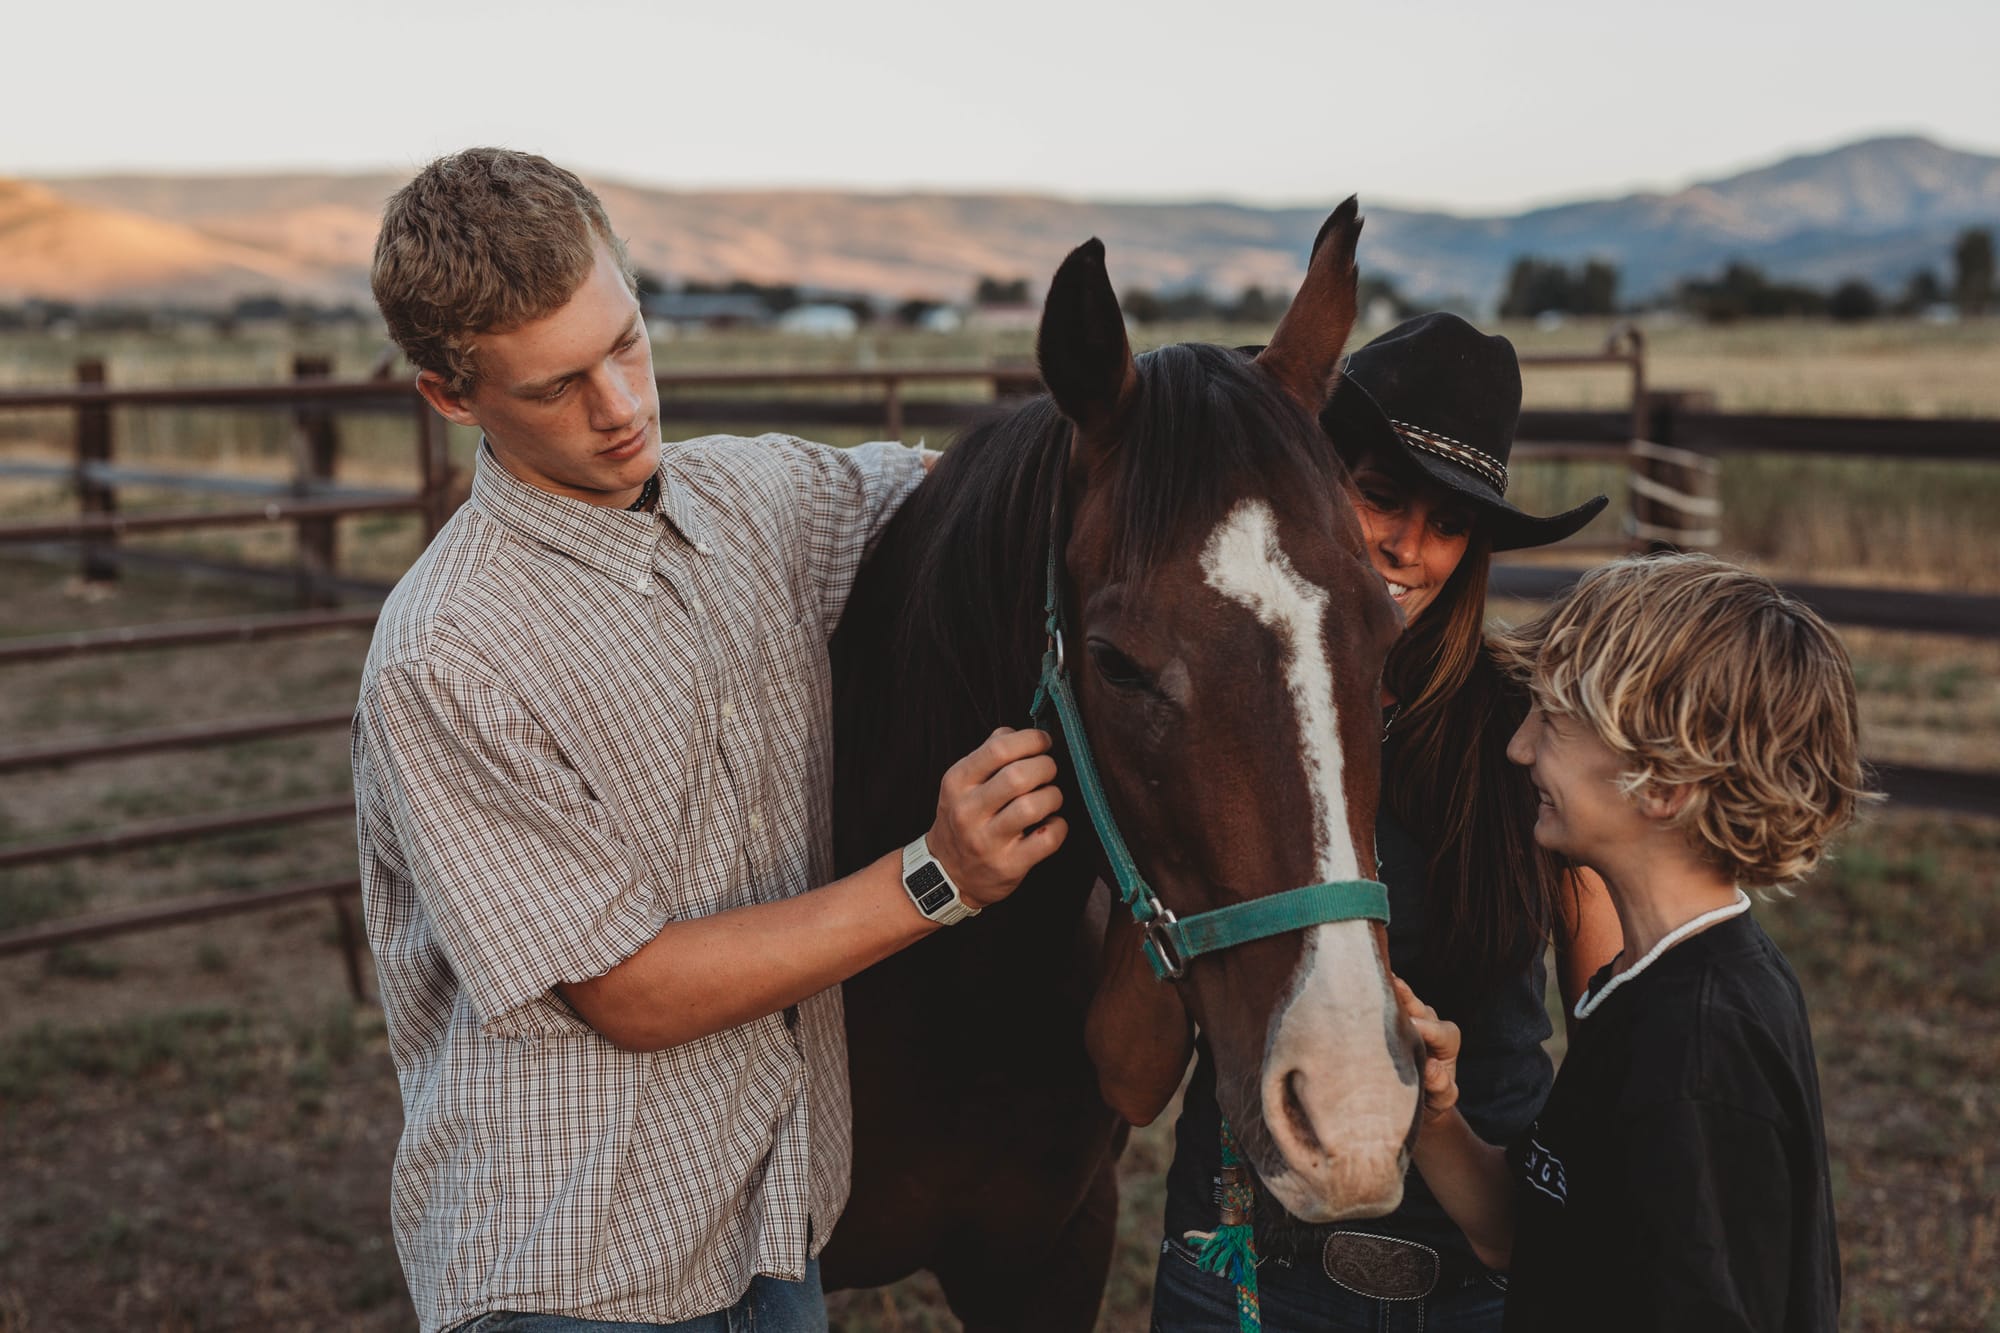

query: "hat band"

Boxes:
[1392, 420, 1508, 492]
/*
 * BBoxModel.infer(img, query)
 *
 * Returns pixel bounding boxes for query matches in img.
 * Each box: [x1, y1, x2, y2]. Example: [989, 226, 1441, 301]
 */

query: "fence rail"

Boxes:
[0, 876, 368, 999]
[0, 797, 353, 872]
[0, 608, 378, 665]
[1489, 565, 2000, 640]
[0, 709, 354, 773]
[2, 341, 1996, 993]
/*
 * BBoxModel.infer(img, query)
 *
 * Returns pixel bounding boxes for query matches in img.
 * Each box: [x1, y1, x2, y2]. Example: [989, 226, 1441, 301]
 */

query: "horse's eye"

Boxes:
[1087, 641, 1151, 691]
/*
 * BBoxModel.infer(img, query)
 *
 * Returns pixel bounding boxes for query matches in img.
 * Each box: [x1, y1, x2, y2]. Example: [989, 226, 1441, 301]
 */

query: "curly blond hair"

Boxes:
[371, 147, 634, 395]
[1496, 553, 1874, 886]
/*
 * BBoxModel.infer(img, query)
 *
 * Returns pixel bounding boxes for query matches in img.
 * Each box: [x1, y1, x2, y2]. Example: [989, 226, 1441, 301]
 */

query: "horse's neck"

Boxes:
[831, 423, 1082, 899]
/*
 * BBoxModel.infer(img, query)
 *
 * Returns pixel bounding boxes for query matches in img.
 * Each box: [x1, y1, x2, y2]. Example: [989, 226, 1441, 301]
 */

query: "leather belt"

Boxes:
[1320, 1231, 1442, 1301]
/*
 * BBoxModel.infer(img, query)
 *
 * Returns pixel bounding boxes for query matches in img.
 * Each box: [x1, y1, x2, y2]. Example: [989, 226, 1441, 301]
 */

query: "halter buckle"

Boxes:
[1141, 907, 1186, 981]
[1052, 627, 1066, 675]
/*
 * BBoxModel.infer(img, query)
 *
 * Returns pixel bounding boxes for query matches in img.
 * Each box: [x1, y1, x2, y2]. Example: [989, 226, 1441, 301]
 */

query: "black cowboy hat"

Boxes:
[1318, 313, 1608, 552]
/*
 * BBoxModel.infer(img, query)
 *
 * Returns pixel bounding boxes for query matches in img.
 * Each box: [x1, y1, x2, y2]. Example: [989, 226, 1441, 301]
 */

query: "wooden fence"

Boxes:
[0, 341, 1995, 985]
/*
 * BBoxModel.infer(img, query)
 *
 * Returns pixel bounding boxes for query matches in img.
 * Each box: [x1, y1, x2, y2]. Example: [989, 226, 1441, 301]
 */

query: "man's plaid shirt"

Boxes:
[352, 435, 925, 1332]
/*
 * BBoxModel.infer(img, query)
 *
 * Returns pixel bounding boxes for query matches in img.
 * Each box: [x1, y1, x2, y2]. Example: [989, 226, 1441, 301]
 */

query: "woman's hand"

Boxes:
[1392, 975, 1514, 1271]
[1393, 974, 1462, 1127]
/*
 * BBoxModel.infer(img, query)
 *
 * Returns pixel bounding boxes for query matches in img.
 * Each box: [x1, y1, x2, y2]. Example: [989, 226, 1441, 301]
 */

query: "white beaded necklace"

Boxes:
[1572, 888, 1752, 1022]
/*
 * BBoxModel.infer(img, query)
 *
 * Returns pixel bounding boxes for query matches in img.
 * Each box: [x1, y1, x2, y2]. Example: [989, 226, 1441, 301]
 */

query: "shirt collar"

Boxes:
[469, 442, 714, 588]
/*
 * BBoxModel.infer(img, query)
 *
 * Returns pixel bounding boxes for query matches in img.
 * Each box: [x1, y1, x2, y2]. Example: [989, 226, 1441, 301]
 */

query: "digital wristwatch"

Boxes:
[900, 834, 981, 926]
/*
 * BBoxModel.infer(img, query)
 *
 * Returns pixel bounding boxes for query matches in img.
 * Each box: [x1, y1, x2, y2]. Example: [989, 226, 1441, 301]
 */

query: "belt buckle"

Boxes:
[1320, 1231, 1441, 1301]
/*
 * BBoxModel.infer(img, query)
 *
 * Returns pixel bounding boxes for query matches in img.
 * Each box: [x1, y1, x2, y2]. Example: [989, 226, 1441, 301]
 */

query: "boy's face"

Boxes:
[1506, 703, 1644, 865]
[418, 239, 661, 508]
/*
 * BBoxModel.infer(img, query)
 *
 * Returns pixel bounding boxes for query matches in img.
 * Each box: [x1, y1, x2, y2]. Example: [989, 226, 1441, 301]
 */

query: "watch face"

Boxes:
[905, 861, 955, 916]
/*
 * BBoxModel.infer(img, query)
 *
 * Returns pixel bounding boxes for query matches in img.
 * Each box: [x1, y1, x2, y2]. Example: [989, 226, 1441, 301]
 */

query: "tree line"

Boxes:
[2, 229, 1990, 335]
[1498, 227, 1995, 323]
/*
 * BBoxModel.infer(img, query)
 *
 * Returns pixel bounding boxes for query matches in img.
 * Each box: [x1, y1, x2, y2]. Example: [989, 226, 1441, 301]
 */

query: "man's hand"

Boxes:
[927, 727, 1067, 908]
[1393, 975, 1462, 1126]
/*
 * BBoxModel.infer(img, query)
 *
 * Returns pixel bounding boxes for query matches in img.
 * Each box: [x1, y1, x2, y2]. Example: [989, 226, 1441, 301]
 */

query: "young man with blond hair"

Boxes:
[353, 147, 1068, 1333]
[1397, 553, 1866, 1330]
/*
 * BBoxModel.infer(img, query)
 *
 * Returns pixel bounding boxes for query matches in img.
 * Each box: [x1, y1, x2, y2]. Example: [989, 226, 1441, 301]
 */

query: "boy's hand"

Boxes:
[1393, 975, 1463, 1126]
[927, 727, 1068, 909]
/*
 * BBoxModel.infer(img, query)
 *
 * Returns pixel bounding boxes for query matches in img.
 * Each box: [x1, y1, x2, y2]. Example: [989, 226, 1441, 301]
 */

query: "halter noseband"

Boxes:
[1026, 531, 1388, 981]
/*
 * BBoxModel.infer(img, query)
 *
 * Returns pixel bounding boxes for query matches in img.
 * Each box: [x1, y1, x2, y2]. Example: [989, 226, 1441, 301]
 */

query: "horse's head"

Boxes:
[1041, 201, 1422, 1221]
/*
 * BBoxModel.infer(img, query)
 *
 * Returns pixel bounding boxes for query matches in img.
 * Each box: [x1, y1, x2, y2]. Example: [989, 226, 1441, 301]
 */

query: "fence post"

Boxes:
[330, 894, 368, 1002]
[414, 400, 456, 541]
[883, 376, 904, 442]
[1610, 323, 1646, 446]
[74, 358, 117, 584]
[1629, 389, 1721, 552]
[292, 355, 338, 606]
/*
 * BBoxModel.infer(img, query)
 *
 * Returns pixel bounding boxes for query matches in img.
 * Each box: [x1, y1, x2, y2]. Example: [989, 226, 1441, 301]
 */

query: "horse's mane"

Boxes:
[830, 341, 1348, 870]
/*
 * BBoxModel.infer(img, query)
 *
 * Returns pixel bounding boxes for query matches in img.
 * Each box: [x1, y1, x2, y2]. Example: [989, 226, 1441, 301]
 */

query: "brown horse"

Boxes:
[822, 201, 1422, 1329]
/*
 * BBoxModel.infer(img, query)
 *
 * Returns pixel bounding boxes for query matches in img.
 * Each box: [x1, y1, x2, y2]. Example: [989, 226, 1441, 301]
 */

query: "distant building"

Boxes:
[641, 292, 772, 332]
[917, 305, 964, 333]
[777, 303, 861, 337]
[1362, 295, 1401, 330]
[965, 303, 1039, 332]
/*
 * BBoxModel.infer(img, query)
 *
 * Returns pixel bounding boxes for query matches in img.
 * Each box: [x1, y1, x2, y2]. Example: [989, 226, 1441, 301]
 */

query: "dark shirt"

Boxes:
[1503, 913, 1840, 1332]
[1163, 803, 1554, 1278]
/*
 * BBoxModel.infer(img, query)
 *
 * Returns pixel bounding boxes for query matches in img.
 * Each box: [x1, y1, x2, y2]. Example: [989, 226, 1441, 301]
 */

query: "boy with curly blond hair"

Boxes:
[1398, 553, 1869, 1331]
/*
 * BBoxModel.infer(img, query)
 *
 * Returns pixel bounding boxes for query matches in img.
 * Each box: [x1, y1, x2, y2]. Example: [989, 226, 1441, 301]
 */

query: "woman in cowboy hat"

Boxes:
[1088, 313, 1624, 1331]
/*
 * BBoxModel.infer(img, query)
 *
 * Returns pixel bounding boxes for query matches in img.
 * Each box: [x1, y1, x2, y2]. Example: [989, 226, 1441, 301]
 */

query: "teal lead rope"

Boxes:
[1184, 1116, 1261, 1332]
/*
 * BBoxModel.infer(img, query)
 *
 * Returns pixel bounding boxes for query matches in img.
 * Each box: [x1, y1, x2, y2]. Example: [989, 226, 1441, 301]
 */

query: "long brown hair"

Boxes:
[1381, 536, 1567, 994]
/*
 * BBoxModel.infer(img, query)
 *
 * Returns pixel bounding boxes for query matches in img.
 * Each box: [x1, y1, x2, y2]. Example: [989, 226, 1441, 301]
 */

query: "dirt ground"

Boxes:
[1, 536, 1996, 1330]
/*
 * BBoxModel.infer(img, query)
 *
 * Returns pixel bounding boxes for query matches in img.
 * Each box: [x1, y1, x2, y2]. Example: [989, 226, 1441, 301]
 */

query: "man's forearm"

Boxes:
[559, 851, 931, 1050]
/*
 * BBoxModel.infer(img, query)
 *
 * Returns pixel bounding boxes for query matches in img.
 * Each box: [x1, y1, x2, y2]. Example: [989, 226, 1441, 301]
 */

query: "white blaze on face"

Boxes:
[1199, 498, 1358, 885]
[1199, 498, 1416, 1221]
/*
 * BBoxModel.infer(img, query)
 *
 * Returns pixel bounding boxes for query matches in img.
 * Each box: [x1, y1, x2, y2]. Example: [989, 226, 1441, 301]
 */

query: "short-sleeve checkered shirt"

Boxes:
[352, 434, 924, 1332]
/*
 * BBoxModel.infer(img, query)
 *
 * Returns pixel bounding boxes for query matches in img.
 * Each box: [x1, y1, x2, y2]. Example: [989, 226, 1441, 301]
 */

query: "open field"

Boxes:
[3, 314, 1997, 414]
[1, 319, 1996, 1328]
[3, 317, 1996, 593]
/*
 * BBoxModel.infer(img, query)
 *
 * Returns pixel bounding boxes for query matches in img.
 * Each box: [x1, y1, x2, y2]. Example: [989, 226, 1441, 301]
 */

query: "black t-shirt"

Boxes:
[1503, 913, 1839, 1331]
[1163, 803, 1554, 1276]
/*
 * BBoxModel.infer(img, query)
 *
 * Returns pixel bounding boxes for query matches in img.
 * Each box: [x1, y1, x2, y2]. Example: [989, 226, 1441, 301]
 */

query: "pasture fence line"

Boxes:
[1, 343, 1997, 993]
[0, 361, 1047, 600]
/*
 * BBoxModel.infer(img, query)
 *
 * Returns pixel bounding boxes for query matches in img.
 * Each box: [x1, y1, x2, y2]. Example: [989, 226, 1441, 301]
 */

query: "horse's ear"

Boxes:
[1038, 237, 1138, 448]
[1256, 196, 1363, 413]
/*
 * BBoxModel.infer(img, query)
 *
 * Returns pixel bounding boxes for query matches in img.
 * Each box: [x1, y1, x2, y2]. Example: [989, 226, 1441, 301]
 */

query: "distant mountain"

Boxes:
[1374, 135, 2000, 301]
[11, 135, 2000, 310]
[0, 178, 357, 304]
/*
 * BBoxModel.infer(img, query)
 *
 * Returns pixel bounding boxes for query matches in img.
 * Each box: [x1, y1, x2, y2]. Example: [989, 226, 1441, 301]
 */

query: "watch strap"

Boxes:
[901, 834, 980, 925]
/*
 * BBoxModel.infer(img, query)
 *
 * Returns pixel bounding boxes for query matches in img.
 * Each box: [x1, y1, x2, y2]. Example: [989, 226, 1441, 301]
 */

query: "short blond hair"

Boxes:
[1497, 553, 1873, 886]
[371, 147, 634, 394]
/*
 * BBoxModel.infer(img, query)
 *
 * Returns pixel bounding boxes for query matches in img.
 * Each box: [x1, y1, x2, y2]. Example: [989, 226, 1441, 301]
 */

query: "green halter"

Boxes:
[1026, 536, 1389, 980]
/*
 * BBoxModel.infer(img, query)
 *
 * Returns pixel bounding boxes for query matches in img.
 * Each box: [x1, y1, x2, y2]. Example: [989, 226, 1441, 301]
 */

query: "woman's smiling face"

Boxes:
[1345, 451, 1474, 626]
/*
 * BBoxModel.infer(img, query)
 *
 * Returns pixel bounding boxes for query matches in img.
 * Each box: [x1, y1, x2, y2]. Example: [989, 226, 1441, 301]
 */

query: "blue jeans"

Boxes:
[451, 1259, 826, 1333]
[1151, 1237, 1504, 1333]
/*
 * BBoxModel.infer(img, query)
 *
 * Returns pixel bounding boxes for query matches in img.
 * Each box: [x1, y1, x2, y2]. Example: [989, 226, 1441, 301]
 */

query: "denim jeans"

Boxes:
[1151, 1237, 1505, 1333]
[451, 1259, 827, 1333]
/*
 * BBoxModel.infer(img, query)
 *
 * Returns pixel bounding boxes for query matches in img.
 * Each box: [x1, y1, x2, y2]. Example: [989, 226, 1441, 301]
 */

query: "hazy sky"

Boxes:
[9, 0, 1996, 213]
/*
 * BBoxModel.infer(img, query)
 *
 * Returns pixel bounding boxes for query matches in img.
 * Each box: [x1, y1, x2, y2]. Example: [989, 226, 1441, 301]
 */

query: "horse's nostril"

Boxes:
[1283, 1070, 1325, 1156]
